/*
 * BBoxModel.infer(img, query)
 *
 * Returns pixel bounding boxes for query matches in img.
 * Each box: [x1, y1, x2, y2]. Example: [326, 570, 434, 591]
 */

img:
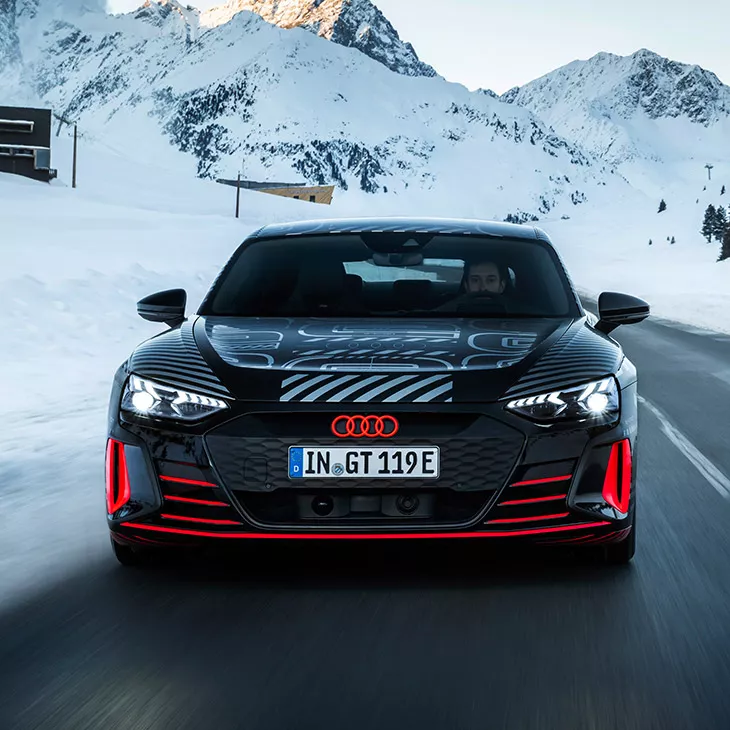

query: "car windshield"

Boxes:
[200, 233, 576, 318]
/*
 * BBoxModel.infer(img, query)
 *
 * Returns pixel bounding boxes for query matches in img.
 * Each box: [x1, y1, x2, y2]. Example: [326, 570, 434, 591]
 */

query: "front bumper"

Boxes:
[106, 384, 638, 547]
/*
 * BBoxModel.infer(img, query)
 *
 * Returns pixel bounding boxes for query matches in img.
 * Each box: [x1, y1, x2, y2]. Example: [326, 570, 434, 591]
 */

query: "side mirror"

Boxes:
[594, 292, 649, 334]
[137, 289, 187, 327]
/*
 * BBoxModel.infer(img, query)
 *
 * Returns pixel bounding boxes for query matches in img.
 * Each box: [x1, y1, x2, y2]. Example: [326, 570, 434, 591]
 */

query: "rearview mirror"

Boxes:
[137, 289, 187, 327]
[594, 292, 649, 334]
[372, 251, 424, 267]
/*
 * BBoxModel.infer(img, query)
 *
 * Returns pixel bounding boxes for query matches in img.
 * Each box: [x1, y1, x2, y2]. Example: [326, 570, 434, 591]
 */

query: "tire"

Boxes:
[111, 536, 151, 567]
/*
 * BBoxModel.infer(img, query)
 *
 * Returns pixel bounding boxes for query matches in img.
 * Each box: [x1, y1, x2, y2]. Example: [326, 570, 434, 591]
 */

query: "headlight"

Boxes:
[505, 377, 619, 425]
[121, 375, 229, 422]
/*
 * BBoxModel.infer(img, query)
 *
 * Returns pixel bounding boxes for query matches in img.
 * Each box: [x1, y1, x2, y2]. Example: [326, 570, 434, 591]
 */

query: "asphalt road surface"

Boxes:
[3, 311, 730, 730]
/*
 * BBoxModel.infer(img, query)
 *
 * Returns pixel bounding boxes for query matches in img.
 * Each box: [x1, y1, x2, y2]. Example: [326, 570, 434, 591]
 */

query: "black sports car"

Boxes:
[106, 217, 649, 566]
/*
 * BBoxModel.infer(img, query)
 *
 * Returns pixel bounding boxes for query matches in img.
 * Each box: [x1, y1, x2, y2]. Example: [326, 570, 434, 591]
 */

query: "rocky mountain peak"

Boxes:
[621, 49, 729, 123]
[133, 0, 200, 43]
[506, 49, 730, 126]
[500, 48, 730, 169]
[201, 0, 437, 78]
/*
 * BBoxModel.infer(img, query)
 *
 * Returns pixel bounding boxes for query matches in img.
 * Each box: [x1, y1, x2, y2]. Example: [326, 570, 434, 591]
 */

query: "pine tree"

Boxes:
[702, 204, 717, 242]
[719, 226, 730, 262]
[714, 206, 728, 241]
[658, 199, 667, 213]
[722, 185, 726, 195]
[670, 236, 676, 245]
[648, 239, 653, 246]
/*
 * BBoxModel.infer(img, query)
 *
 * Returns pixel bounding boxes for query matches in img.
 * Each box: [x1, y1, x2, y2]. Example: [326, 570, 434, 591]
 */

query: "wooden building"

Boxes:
[217, 177, 335, 205]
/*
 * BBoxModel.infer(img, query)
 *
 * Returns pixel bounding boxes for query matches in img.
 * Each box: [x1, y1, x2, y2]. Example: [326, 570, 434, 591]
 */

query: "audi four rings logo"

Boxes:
[331, 415, 399, 438]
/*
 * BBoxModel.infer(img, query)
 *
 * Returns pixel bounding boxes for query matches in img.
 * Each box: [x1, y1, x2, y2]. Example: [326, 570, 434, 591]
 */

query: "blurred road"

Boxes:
[2, 313, 730, 729]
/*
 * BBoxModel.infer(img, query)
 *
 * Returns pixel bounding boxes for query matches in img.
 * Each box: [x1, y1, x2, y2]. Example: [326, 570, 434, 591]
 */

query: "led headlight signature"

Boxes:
[505, 377, 619, 424]
[121, 375, 229, 422]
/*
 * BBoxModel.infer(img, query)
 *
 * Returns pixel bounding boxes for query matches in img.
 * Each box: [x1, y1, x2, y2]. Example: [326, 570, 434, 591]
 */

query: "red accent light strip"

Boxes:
[106, 439, 131, 514]
[486, 512, 570, 525]
[499, 494, 568, 506]
[621, 440, 632, 511]
[164, 496, 229, 507]
[120, 521, 611, 540]
[159, 475, 218, 488]
[510, 475, 573, 487]
[602, 439, 632, 513]
[548, 534, 597, 544]
[160, 514, 242, 526]
[105, 440, 114, 512]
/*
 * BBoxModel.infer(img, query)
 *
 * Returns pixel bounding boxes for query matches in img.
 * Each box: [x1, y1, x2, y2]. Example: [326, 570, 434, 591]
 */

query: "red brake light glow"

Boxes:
[106, 439, 131, 514]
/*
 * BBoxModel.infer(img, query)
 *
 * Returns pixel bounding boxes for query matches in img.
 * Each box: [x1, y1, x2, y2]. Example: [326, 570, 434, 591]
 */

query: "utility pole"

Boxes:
[72, 124, 78, 189]
[53, 113, 78, 186]
[706, 163, 714, 181]
[235, 172, 241, 218]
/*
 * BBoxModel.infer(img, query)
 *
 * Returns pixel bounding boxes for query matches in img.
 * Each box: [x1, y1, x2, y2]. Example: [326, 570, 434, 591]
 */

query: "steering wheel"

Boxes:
[455, 292, 509, 314]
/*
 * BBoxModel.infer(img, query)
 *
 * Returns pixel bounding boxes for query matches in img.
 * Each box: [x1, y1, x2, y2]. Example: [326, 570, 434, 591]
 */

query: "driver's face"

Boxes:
[466, 262, 505, 294]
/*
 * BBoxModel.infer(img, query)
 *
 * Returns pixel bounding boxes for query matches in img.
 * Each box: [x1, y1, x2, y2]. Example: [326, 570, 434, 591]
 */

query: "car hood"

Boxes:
[127, 317, 622, 404]
[199, 316, 561, 374]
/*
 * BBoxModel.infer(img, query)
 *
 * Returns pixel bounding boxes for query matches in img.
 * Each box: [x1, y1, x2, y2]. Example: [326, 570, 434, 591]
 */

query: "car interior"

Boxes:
[207, 236, 573, 318]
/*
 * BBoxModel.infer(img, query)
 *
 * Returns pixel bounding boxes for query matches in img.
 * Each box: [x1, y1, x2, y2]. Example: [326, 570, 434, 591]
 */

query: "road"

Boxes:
[2, 312, 730, 729]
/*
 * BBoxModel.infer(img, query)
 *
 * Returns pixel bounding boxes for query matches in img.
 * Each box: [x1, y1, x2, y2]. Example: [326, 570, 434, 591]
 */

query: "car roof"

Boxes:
[248, 217, 553, 244]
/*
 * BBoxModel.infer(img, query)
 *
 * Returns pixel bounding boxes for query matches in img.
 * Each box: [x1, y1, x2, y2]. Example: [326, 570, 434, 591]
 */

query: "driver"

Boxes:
[463, 260, 508, 295]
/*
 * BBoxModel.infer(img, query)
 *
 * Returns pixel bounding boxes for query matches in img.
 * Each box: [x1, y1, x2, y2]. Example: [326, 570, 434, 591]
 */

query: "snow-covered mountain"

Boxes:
[2, 0, 619, 221]
[200, 0, 437, 78]
[502, 49, 730, 192]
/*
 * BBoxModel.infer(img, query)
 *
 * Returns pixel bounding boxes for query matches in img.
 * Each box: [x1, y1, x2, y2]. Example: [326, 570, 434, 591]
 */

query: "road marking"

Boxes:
[711, 370, 730, 388]
[639, 395, 730, 500]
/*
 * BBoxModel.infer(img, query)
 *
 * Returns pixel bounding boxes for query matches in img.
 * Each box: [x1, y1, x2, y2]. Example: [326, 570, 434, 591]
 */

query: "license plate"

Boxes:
[288, 446, 440, 479]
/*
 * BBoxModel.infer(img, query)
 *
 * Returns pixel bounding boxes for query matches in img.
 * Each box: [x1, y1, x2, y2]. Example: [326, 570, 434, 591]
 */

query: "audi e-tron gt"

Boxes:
[106, 217, 649, 566]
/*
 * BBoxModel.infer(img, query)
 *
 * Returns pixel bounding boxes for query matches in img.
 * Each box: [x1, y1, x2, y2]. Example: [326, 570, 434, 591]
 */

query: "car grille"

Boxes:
[203, 411, 525, 528]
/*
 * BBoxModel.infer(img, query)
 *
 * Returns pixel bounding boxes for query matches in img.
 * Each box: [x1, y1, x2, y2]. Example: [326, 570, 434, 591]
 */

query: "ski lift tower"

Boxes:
[706, 163, 714, 181]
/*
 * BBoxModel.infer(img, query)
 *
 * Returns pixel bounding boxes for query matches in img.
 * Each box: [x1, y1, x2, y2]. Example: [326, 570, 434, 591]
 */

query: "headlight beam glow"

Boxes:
[505, 377, 619, 425]
[121, 375, 229, 422]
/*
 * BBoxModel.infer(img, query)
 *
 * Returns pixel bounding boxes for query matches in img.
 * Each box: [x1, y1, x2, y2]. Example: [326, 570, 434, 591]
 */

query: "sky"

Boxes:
[107, 0, 729, 93]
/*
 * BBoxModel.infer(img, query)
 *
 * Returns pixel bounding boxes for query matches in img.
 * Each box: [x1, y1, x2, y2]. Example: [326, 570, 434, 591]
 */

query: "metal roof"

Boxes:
[249, 217, 552, 244]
